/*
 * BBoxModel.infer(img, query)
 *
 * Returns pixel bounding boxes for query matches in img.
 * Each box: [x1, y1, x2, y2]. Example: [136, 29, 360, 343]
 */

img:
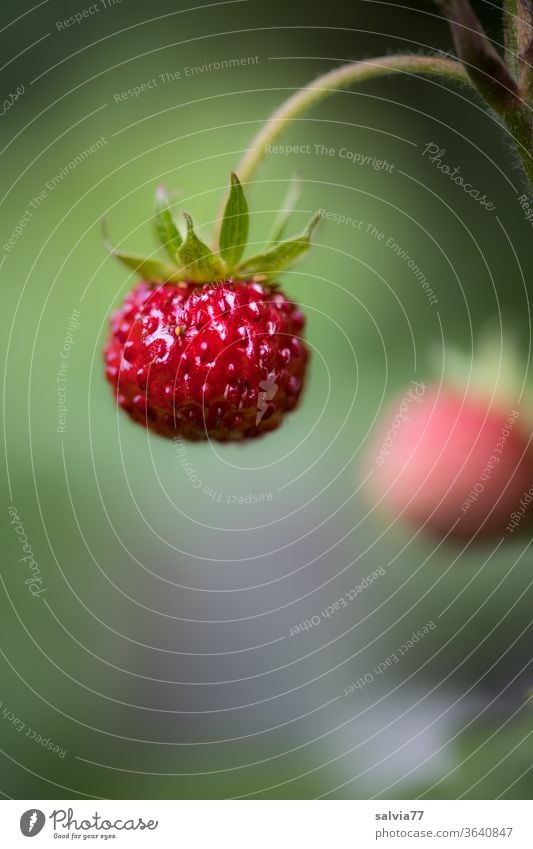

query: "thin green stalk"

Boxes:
[506, 106, 533, 186]
[233, 55, 469, 188]
[505, 0, 533, 186]
[216, 52, 532, 233]
[516, 0, 533, 102]
[214, 55, 468, 236]
[504, 0, 520, 77]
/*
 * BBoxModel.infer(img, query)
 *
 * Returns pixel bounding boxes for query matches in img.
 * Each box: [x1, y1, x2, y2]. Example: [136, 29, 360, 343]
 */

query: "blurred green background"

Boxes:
[1, 0, 532, 799]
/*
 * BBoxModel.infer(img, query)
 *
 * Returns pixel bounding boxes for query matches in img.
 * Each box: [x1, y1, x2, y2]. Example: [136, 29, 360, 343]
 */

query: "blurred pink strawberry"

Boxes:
[365, 375, 533, 541]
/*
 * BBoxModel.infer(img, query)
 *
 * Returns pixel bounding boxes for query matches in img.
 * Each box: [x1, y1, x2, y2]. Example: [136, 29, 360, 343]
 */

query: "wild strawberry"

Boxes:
[103, 175, 318, 441]
[363, 347, 533, 541]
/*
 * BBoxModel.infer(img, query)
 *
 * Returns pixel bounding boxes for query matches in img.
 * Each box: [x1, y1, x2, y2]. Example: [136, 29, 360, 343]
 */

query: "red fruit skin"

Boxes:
[104, 279, 308, 442]
[366, 387, 533, 541]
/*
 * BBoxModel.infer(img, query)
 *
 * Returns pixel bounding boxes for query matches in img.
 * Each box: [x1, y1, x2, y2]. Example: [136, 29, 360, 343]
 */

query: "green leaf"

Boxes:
[102, 219, 183, 282]
[177, 213, 226, 283]
[237, 211, 321, 278]
[154, 184, 182, 258]
[268, 173, 302, 245]
[218, 172, 249, 268]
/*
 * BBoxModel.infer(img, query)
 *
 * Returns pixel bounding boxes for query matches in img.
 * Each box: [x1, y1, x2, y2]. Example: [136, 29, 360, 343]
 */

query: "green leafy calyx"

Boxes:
[104, 174, 320, 285]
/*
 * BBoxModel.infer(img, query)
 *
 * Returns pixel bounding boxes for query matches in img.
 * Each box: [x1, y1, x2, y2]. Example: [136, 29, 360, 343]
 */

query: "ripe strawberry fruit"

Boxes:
[103, 175, 317, 441]
[365, 382, 533, 541]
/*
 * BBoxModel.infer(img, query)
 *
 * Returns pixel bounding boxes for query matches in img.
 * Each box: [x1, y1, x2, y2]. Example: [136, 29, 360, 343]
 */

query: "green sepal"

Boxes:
[177, 213, 226, 283]
[154, 184, 182, 259]
[237, 211, 321, 277]
[268, 173, 302, 245]
[218, 172, 249, 268]
[102, 219, 183, 282]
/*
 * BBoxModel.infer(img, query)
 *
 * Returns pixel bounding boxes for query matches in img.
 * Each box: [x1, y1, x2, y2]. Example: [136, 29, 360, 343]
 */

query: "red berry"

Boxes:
[364, 386, 533, 541]
[104, 279, 309, 442]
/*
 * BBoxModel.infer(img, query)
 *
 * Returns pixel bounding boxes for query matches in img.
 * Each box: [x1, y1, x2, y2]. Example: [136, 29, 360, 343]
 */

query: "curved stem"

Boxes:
[213, 56, 469, 237]
[234, 55, 469, 186]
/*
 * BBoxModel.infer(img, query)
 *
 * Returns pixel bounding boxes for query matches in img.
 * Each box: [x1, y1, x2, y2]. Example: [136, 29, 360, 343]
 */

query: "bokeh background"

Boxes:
[1, 0, 533, 799]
